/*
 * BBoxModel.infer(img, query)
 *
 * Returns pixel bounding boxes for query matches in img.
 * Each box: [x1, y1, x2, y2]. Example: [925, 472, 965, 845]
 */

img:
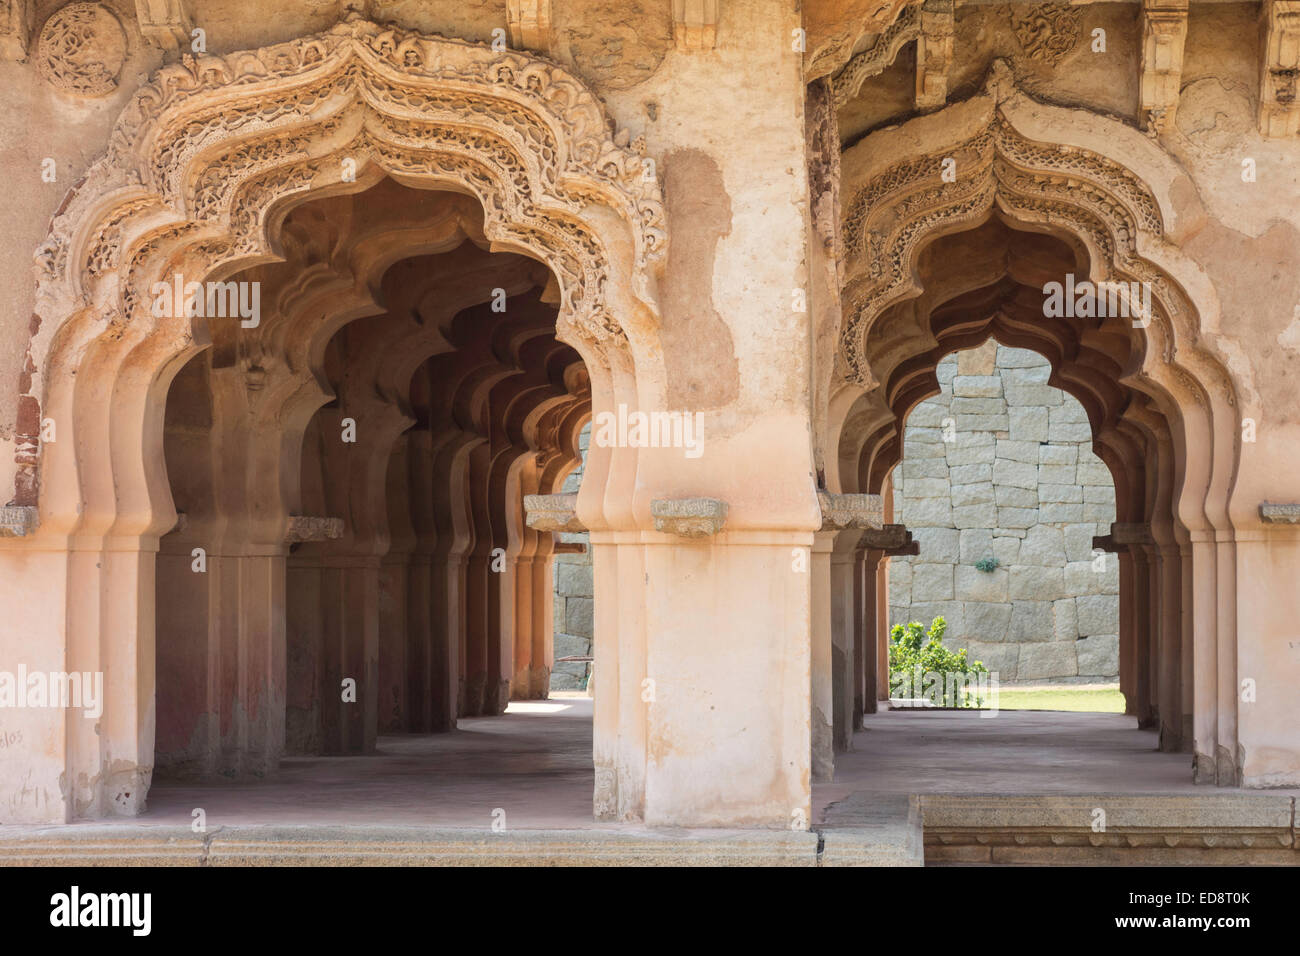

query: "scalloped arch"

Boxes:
[837, 60, 1238, 425]
[16, 14, 665, 507]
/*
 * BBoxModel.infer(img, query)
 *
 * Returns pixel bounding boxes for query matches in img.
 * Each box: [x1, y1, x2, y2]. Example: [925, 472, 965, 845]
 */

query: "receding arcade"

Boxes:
[154, 180, 591, 778]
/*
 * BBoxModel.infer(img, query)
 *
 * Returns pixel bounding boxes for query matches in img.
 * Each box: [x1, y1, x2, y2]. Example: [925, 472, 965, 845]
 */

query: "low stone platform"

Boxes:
[819, 792, 925, 865]
[921, 794, 1300, 865]
[3, 793, 1293, 865]
[0, 824, 820, 867]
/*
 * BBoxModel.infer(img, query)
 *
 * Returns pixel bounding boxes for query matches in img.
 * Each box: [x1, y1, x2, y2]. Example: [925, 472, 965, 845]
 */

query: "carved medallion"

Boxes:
[1010, 3, 1083, 65]
[37, 2, 126, 97]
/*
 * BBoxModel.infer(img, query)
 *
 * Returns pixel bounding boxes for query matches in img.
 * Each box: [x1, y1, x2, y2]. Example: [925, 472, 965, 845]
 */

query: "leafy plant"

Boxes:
[973, 556, 999, 573]
[888, 615, 989, 707]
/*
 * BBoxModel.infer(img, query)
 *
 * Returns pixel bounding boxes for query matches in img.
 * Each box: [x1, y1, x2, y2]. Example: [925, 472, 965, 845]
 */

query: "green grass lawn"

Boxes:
[992, 686, 1125, 713]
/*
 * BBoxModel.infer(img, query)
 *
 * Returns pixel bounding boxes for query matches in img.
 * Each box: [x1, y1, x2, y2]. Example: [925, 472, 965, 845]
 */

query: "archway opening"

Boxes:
[821, 212, 1210, 808]
[150, 178, 596, 823]
[888, 339, 1121, 696]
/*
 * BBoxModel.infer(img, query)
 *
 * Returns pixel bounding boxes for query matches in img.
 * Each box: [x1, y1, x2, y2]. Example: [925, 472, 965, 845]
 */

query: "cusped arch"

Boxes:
[835, 60, 1243, 539]
[17, 13, 666, 512]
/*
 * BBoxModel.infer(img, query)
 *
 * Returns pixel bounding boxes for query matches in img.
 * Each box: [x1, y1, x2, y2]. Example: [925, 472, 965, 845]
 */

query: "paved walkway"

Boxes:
[117, 702, 1296, 829]
[817, 709, 1300, 820]
[143, 699, 596, 828]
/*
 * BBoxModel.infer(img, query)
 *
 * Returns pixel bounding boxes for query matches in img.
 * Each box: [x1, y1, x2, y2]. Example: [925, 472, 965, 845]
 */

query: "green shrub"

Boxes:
[888, 616, 990, 707]
[973, 556, 999, 572]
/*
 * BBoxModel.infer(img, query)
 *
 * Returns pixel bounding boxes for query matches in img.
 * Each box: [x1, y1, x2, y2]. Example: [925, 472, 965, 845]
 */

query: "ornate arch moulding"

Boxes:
[19, 15, 667, 510]
[835, 59, 1243, 424]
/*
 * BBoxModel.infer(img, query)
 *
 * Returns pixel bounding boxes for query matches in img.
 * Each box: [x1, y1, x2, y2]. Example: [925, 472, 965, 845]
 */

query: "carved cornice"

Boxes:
[135, 0, 192, 56]
[651, 497, 728, 537]
[0, 0, 32, 60]
[524, 493, 586, 533]
[831, 3, 920, 109]
[673, 0, 718, 52]
[507, 0, 552, 53]
[805, 0, 917, 82]
[284, 516, 345, 544]
[1139, 0, 1189, 135]
[1111, 522, 1155, 546]
[0, 505, 38, 537]
[1260, 0, 1300, 138]
[915, 0, 954, 113]
[862, 523, 912, 551]
[818, 492, 883, 531]
[1259, 503, 1300, 524]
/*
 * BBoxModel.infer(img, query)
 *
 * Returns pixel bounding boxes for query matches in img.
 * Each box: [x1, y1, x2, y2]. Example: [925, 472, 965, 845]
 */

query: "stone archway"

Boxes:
[821, 62, 1250, 787]
[2, 15, 665, 822]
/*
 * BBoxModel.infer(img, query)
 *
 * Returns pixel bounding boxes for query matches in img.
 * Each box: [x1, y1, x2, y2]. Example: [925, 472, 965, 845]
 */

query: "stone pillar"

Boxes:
[579, 0, 818, 828]
[811, 532, 834, 782]
[379, 434, 415, 732]
[829, 545, 858, 752]
[851, 545, 868, 724]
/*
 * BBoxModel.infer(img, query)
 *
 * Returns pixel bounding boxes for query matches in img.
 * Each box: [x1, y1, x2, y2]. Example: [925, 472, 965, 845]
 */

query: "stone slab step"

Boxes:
[817, 792, 925, 866]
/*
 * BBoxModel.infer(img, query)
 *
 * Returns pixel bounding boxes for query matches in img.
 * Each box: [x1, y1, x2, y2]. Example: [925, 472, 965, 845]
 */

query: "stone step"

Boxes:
[817, 793, 925, 866]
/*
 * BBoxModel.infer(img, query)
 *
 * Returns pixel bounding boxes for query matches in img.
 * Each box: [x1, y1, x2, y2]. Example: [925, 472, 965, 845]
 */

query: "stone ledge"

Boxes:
[861, 523, 912, 551]
[651, 497, 728, 537]
[818, 492, 884, 531]
[1110, 522, 1153, 546]
[0, 505, 38, 537]
[921, 793, 1295, 830]
[0, 825, 819, 867]
[1260, 502, 1300, 524]
[284, 516, 345, 543]
[524, 493, 586, 533]
[818, 792, 924, 866]
[920, 793, 1298, 863]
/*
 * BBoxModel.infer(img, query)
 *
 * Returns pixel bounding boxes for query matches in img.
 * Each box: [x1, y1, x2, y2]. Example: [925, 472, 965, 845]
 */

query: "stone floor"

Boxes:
[107, 700, 1296, 830]
[817, 708, 1291, 810]
[142, 698, 597, 828]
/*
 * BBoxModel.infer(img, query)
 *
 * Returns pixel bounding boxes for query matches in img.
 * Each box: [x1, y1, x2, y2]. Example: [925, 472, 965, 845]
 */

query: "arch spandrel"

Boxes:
[19, 14, 667, 512]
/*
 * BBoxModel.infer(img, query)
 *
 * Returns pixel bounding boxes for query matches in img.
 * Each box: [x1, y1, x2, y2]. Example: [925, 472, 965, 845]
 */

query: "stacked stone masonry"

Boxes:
[552, 423, 592, 690]
[889, 342, 1120, 682]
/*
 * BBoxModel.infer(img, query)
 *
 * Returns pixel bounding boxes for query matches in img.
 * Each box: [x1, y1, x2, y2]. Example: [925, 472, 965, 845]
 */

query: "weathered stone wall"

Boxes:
[552, 423, 592, 690]
[889, 342, 1119, 682]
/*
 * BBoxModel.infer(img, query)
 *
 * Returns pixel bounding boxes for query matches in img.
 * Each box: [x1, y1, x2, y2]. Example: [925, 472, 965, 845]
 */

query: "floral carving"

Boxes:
[36, 2, 126, 96]
[832, 3, 920, 108]
[35, 15, 665, 331]
[1010, 3, 1083, 65]
[20, 14, 668, 504]
[839, 68, 1178, 390]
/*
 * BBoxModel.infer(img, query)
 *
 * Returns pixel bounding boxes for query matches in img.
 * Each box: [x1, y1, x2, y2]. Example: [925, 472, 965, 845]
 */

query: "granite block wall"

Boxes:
[889, 342, 1120, 682]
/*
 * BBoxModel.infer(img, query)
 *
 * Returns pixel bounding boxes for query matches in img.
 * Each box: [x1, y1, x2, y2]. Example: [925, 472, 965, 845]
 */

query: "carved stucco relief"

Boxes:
[36, 1, 127, 97]
[837, 62, 1237, 419]
[1009, 3, 1083, 66]
[19, 14, 668, 505]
